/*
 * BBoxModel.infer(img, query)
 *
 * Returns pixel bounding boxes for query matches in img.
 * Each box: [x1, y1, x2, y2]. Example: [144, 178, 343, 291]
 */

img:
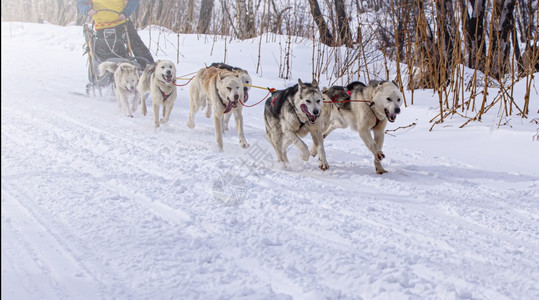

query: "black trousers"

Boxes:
[94, 20, 154, 69]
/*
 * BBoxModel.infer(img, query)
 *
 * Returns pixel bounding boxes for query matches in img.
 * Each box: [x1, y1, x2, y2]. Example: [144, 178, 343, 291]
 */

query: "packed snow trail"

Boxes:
[2, 22, 539, 299]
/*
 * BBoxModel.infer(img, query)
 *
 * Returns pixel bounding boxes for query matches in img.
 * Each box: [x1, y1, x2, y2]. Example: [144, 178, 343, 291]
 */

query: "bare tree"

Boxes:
[460, 0, 487, 70]
[236, 0, 256, 39]
[307, 0, 334, 46]
[334, 0, 353, 46]
[435, 0, 457, 85]
[182, 0, 196, 33]
[197, 0, 214, 34]
[491, 0, 517, 78]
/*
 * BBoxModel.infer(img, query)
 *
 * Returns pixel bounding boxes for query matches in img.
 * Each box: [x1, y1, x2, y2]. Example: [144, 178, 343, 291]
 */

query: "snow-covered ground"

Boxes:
[2, 22, 539, 299]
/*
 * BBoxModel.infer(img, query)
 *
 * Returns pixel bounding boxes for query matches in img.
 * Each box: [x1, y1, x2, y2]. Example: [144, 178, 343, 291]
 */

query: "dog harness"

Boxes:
[330, 90, 352, 103]
[287, 98, 306, 128]
[368, 101, 382, 128]
[159, 88, 172, 101]
[330, 89, 352, 111]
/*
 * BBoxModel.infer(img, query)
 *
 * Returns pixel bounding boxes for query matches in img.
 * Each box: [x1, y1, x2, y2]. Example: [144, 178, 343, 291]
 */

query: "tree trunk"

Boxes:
[492, 0, 516, 78]
[461, 0, 487, 70]
[235, 0, 255, 39]
[182, 0, 195, 33]
[247, 0, 256, 37]
[435, 0, 456, 85]
[414, 0, 436, 88]
[334, 0, 353, 46]
[307, 0, 334, 46]
[197, 0, 214, 34]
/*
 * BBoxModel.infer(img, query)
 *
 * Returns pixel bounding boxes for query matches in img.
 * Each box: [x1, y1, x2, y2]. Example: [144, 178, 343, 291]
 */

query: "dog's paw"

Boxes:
[127, 114, 134, 118]
[319, 160, 329, 171]
[160, 118, 168, 124]
[374, 160, 387, 174]
[187, 120, 195, 129]
[240, 140, 250, 149]
[141, 107, 147, 116]
[310, 147, 318, 157]
[375, 151, 385, 161]
[301, 151, 310, 161]
[376, 167, 388, 174]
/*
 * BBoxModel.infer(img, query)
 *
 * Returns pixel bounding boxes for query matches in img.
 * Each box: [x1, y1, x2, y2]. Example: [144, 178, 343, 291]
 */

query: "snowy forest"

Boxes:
[2, 0, 538, 127]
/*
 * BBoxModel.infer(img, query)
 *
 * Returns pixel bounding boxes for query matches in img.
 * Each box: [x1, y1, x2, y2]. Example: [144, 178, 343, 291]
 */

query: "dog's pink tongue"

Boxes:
[300, 104, 316, 123]
[223, 101, 234, 114]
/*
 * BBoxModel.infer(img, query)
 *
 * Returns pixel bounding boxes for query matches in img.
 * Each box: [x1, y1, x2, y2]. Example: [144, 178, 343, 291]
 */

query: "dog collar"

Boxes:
[216, 91, 227, 108]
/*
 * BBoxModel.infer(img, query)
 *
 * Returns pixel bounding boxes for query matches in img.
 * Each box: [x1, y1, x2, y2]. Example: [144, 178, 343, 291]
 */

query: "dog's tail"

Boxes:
[98, 62, 118, 77]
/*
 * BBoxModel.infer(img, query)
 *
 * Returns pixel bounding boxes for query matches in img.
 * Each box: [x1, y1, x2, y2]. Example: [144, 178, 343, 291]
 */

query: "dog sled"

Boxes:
[81, 10, 148, 97]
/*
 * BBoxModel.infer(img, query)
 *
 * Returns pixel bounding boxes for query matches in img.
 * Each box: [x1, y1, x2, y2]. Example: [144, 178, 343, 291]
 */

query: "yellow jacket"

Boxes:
[91, 0, 128, 30]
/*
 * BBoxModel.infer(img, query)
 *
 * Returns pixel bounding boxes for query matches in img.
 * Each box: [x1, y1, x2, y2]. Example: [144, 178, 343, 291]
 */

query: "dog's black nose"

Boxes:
[313, 109, 320, 116]
[234, 94, 239, 101]
[395, 107, 401, 114]
[243, 87, 248, 92]
[166, 70, 172, 75]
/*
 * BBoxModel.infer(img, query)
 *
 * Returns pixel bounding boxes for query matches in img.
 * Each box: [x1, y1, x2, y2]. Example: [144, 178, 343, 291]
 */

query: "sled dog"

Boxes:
[187, 66, 249, 150]
[137, 60, 177, 129]
[209, 63, 252, 131]
[264, 79, 329, 171]
[319, 80, 402, 174]
[98, 61, 140, 117]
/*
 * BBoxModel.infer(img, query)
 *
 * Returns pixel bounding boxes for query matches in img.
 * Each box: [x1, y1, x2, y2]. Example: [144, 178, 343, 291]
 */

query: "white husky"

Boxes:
[136, 60, 177, 129]
[318, 80, 403, 174]
[98, 61, 140, 117]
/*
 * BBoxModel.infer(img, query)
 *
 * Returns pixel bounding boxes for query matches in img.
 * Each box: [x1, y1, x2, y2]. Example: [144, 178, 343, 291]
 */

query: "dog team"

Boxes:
[98, 60, 403, 174]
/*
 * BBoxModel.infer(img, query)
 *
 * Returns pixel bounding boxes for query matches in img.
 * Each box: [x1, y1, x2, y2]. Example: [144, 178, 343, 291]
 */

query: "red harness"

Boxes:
[159, 88, 172, 101]
[330, 90, 352, 102]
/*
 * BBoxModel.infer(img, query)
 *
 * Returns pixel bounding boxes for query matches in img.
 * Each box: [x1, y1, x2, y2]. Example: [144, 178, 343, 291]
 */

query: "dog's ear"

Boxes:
[391, 80, 399, 88]
[376, 82, 384, 92]
[298, 78, 305, 88]
[120, 64, 132, 73]
[311, 79, 318, 88]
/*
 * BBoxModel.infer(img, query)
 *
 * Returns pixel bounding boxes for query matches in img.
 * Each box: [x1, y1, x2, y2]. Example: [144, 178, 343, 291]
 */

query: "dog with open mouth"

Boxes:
[187, 66, 249, 151]
[315, 80, 403, 174]
[264, 79, 329, 171]
[208, 63, 252, 132]
[137, 60, 177, 129]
